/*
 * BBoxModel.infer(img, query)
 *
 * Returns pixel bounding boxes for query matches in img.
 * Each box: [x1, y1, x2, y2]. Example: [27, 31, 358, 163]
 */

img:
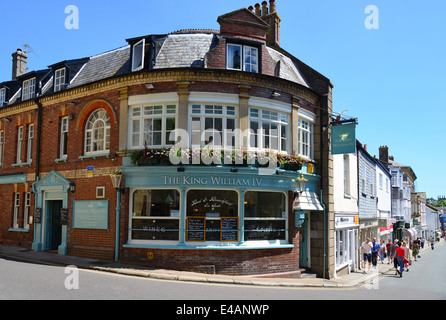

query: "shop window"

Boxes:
[186, 189, 238, 242]
[190, 105, 237, 149]
[244, 191, 287, 241]
[85, 108, 110, 155]
[130, 189, 180, 242]
[129, 105, 176, 149]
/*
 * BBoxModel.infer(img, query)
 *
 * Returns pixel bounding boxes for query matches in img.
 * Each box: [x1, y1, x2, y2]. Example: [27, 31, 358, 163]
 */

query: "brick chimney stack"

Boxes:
[256, 0, 281, 47]
[379, 145, 389, 164]
[12, 49, 28, 80]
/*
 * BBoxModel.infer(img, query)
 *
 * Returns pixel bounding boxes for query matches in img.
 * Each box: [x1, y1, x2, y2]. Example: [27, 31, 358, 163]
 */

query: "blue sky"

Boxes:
[1, 0, 445, 198]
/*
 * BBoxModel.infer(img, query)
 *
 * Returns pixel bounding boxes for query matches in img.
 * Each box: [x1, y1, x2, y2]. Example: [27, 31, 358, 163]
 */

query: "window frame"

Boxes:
[0, 88, 6, 107]
[84, 108, 111, 156]
[189, 104, 238, 149]
[17, 126, 23, 164]
[297, 118, 314, 159]
[0, 130, 3, 166]
[226, 43, 259, 73]
[60, 116, 69, 158]
[27, 124, 34, 163]
[129, 104, 177, 149]
[54, 68, 66, 92]
[248, 107, 289, 153]
[13, 192, 20, 229]
[24, 192, 31, 229]
[132, 39, 145, 72]
[22, 77, 36, 101]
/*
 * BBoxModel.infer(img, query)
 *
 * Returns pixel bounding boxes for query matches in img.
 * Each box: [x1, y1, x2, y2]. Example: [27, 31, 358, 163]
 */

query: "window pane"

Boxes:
[245, 192, 285, 218]
[187, 190, 238, 218]
[227, 44, 242, 70]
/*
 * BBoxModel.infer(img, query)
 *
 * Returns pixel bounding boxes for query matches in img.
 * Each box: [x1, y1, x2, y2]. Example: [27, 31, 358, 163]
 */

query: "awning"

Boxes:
[405, 228, 417, 237]
[293, 191, 324, 211]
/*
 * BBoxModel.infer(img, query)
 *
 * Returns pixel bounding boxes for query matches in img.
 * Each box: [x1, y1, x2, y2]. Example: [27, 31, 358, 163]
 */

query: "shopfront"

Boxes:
[335, 215, 359, 274]
[120, 165, 322, 275]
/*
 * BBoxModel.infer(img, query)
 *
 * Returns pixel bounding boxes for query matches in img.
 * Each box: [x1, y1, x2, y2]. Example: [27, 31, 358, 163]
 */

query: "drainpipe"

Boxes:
[34, 98, 43, 179]
[321, 190, 326, 279]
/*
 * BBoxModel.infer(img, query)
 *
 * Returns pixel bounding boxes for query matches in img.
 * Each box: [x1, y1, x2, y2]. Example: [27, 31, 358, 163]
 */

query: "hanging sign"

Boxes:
[331, 123, 356, 155]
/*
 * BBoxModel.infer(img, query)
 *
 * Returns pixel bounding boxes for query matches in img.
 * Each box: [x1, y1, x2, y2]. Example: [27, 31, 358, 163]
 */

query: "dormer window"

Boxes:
[132, 39, 145, 72]
[0, 88, 5, 107]
[54, 68, 66, 92]
[227, 44, 258, 73]
[22, 77, 36, 100]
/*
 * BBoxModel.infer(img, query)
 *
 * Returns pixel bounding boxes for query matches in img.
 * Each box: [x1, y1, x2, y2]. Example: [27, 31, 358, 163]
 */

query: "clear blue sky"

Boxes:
[1, 0, 445, 199]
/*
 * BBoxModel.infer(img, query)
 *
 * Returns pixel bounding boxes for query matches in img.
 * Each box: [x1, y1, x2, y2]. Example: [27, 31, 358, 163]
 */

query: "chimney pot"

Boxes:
[262, 1, 269, 16]
[269, 0, 276, 13]
[255, 3, 261, 16]
[248, 6, 255, 13]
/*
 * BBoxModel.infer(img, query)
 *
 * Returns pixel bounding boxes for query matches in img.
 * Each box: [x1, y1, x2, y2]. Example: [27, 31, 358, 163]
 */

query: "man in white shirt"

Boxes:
[361, 238, 373, 274]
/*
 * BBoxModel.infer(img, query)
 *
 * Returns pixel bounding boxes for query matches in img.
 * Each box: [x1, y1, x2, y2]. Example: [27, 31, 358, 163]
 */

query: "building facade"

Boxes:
[0, 2, 336, 278]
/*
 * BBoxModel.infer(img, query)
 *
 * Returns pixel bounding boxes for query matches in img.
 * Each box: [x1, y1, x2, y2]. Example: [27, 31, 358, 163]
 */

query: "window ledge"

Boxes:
[79, 152, 110, 161]
[8, 228, 30, 233]
[55, 157, 68, 163]
[12, 162, 32, 168]
[123, 243, 294, 250]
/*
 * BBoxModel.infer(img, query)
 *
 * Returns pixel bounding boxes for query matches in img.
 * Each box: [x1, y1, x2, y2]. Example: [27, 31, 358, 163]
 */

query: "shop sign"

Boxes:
[73, 200, 109, 230]
[335, 215, 358, 228]
[331, 123, 356, 155]
[163, 175, 264, 187]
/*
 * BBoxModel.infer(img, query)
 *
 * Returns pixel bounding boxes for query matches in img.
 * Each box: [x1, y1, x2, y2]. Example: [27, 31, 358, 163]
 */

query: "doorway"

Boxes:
[45, 200, 63, 251]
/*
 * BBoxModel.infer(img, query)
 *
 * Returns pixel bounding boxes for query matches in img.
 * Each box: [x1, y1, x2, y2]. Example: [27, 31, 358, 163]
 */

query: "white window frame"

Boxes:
[129, 104, 177, 149]
[13, 193, 20, 229]
[0, 88, 6, 107]
[17, 126, 23, 164]
[0, 130, 3, 166]
[24, 192, 31, 229]
[27, 124, 34, 163]
[60, 116, 69, 158]
[22, 78, 36, 101]
[84, 109, 111, 155]
[226, 44, 258, 73]
[298, 118, 313, 159]
[54, 68, 66, 92]
[132, 39, 145, 72]
[249, 108, 289, 153]
[189, 104, 238, 149]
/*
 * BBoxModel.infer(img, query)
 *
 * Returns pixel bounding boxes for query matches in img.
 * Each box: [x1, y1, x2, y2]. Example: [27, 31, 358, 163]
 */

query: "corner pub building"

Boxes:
[0, 1, 336, 278]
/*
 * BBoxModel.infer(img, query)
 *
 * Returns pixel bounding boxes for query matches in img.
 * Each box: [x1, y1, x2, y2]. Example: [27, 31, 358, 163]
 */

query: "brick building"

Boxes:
[0, 1, 336, 278]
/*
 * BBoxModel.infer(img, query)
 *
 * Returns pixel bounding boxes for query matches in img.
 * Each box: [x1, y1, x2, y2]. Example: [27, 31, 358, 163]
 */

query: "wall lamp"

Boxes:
[145, 83, 155, 89]
[70, 182, 76, 193]
[293, 173, 308, 198]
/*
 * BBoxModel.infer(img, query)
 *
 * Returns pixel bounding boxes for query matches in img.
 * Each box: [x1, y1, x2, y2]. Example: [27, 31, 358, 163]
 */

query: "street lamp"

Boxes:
[110, 171, 123, 262]
[296, 173, 308, 195]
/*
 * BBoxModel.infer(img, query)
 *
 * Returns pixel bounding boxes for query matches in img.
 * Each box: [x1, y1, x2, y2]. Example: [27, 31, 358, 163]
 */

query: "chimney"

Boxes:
[262, 1, 269, 16]
[379, 146, 389, 164]
[259, 0, 281, 47]
[12, 49, 28, 80]
[255, 3, 261, 16]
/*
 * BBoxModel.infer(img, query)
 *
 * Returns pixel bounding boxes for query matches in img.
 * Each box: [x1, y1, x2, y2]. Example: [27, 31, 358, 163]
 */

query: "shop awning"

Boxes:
[293, 191, 324, 212]
[405, 228, 417, 237]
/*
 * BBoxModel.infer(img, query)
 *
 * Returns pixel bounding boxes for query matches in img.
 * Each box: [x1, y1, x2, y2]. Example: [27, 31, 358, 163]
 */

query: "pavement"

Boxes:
[0, 240, 441, 288]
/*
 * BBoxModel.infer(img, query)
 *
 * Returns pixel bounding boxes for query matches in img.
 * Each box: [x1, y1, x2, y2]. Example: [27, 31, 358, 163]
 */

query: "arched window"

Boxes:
[85, 108, 111, 155]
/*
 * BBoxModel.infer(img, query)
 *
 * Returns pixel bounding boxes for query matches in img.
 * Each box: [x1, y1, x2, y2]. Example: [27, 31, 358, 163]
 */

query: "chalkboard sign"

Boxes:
[60, 208, 68, 226]
[221, 217, 239, 242]
[132, 219, 180, 241]
[35, 208, 41, 224]
[244, 220, 286, 241]
[187, 217, 206, 242]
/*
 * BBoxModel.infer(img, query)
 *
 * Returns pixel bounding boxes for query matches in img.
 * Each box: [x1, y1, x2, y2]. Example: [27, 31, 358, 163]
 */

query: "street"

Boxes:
[0, 241, 444, 301]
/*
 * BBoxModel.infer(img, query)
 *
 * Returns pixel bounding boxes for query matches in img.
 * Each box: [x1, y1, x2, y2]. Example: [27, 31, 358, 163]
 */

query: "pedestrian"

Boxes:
[390, 239, 399, 275]
[379, 239, 386, 264]
[420, 237, 425, 249]
[361, 238, 372, 274]
[386, 239, 393, 264]
[430, 236, 435, 250]
[402, 241, 411, 272]
[412, 239, 419, 261]
[371, 237, 380, 268]
[394, 241, 406, 277]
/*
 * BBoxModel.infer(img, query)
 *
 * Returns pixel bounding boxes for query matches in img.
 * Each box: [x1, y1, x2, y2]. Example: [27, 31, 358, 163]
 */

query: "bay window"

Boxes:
[190, 104, 237, 148]
[249, 108, 289, 153]
[129, 104, 177, 149]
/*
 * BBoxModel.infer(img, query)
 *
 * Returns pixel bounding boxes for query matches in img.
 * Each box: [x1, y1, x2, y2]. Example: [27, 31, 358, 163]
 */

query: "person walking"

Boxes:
[420, 237, 425, 249]
[390, 239, 399, 275]
[379, 240, 386, 264]
[412, 239, 419, 261]
[402, 241, 411, 272]
[386, 239, 393, 264]
[371, 237, 380, 268]
[361, 238, 372, 274]
[394, 241, 406, 277]
[430, 236, 435, 250]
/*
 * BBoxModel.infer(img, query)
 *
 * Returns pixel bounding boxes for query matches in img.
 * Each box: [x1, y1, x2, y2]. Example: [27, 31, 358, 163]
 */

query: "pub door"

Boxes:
[45, 200, 63, 251]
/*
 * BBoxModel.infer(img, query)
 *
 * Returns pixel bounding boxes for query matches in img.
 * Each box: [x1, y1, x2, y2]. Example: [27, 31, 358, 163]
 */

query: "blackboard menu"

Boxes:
[221, 217, 239, 242]
[244, 220, 286, 241]
[187, 217, 206, 241]
[206, 220, 221, 241]
[132, 219, 180, 241]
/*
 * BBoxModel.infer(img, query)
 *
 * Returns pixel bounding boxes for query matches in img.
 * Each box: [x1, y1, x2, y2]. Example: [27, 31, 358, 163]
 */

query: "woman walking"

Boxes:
[402, 241, 411, 272]
[394, 242, 406, 277]
[412, 239, 419, 261]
